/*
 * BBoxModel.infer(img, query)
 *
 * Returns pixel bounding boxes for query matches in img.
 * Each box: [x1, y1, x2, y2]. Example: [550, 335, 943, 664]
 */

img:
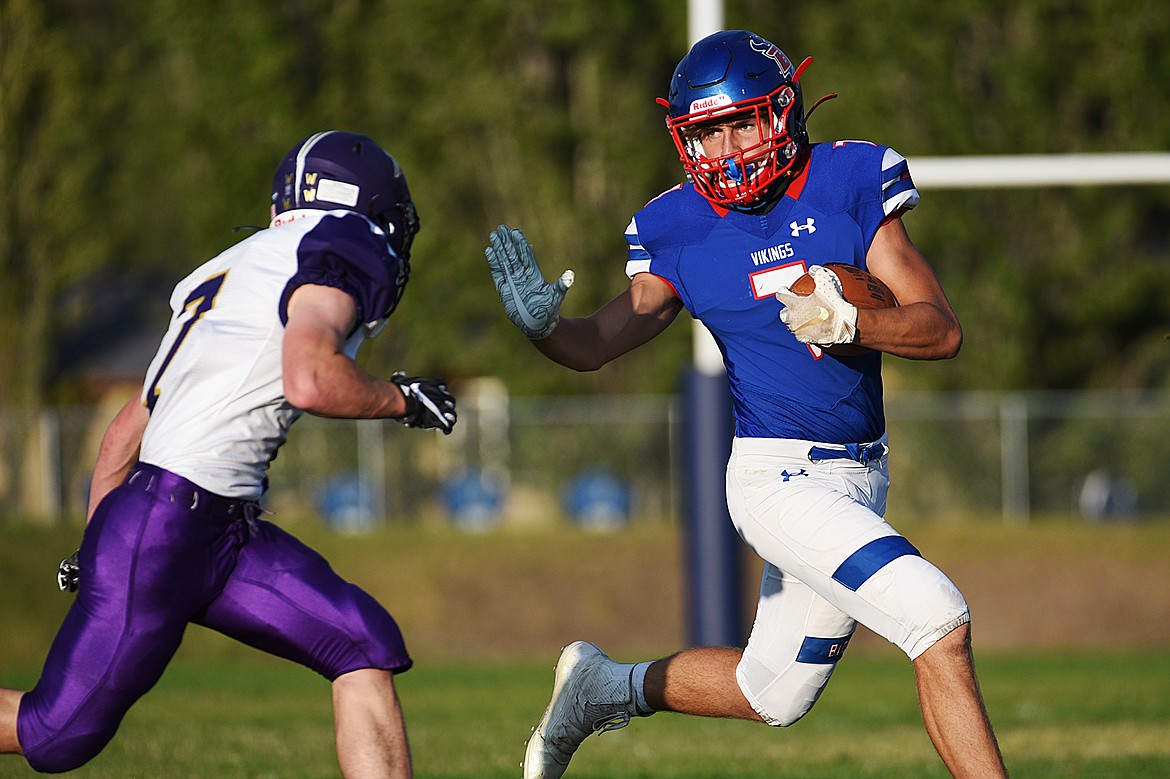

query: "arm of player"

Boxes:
[855, 217, 962, 360]
[283, 284, 455, 432]
[535, 272, 684, 371]
[63, 395, 149, 591]
[86, 396, 150, 524]
[485, 225, 684, 370]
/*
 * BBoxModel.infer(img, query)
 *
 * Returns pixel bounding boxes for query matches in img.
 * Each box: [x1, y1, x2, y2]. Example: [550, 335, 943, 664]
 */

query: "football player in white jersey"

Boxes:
[0, 131, 456, 778]
[486, 31, 1007, 779]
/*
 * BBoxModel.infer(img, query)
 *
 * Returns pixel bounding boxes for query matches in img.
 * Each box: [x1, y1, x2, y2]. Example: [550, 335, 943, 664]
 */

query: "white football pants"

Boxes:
[726, 435, 970, 726]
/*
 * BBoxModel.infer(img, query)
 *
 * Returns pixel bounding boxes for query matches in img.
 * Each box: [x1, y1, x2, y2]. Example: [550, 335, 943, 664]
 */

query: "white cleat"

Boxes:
[522, 641, 640, 779]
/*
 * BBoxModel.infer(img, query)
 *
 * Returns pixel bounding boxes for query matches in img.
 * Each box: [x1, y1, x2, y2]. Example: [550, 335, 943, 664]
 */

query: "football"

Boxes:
[789, 263, 897, 356]
[790, 263, 898, 310]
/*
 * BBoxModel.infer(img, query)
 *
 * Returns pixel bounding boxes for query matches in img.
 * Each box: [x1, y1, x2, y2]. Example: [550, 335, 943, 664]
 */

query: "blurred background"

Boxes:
[2, 0, 1169, 530]
[4, 8, 1170, 774]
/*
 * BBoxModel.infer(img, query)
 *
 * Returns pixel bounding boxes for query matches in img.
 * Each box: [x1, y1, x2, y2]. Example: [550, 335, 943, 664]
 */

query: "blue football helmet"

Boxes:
[659, 30, 814, 209]
[271, 131, 420, 262]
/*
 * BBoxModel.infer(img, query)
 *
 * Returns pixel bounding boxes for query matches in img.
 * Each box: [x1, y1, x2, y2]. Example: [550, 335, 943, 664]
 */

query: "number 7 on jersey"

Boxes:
[145, 272, 228, 411]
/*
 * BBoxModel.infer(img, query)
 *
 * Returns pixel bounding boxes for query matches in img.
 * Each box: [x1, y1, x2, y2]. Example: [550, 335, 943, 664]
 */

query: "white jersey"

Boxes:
[138, 208, 404, 498]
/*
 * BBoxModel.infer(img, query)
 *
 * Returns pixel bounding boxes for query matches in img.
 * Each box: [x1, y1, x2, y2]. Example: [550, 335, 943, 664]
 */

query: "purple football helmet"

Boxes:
[271, 131, 420, 262]
[658, 30, 813, 210]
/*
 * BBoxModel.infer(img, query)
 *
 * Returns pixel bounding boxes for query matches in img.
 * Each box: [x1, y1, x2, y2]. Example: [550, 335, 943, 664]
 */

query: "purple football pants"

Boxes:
[17, 462, 411, 773]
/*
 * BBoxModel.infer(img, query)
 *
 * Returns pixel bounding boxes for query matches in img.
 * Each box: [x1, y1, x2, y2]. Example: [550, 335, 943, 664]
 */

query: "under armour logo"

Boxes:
[781, 469, 809, 481]
[790, 218, 816, 236]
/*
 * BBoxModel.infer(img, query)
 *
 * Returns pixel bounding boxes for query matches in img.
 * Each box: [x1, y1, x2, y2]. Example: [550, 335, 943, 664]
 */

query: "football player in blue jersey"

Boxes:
[486, 30, 1007, 779]
[0, 131, 456, 777]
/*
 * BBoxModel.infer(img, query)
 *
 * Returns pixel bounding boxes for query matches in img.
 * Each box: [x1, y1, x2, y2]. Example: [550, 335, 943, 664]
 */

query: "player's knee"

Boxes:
[875, 556, 971, 660]
[914, 619, 973, 668]
[21, 723, 116, 774]
[736, 651, 836, 727]
[738, 677, 819, 728]
[28, 750, 95, 774]
[18, 686, 126, 774]
[761, 694, 817, 728]
[903, 583, 970, 661]
[318, 586, 412, 679]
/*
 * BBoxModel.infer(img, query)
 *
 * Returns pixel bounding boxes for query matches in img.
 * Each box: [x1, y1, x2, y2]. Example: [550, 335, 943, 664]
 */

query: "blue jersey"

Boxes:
[625, 141, 919, 443]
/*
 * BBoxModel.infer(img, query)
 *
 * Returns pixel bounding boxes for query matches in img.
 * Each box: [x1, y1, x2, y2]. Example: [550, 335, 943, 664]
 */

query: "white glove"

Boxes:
[776, 265, 858, 346]
[485, 225, 574, 340]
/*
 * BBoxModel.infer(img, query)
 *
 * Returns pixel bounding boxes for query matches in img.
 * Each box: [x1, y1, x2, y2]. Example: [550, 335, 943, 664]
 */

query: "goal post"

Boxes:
[907, 152, 1170, 189]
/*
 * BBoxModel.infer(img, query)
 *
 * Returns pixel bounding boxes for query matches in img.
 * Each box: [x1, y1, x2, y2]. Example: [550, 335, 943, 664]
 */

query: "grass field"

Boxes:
[2, 651, 1169, 777]
[2, 517, 1169, 777]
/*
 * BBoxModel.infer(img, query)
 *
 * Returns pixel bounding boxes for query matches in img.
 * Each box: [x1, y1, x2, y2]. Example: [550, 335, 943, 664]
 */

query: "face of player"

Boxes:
[689, 112, 764, 160]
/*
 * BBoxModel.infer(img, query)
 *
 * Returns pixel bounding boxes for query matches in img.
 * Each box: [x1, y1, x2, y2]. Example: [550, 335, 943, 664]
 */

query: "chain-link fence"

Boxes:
[3, 387, 1168, 527]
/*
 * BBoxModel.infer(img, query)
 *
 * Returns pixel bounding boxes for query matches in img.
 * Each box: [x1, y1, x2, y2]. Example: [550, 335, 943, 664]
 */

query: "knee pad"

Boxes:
[19, 692, 122, 773]
[313, 583, 413, 680]
[864, 555, 971, 660]
[736, 641, 849, 727]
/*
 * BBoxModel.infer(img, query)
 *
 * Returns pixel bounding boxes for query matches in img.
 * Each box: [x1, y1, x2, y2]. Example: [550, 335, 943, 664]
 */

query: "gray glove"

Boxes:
[391, 372, 457, 434]
[485, 225, 574, 339]
[58, 549, 80, 593]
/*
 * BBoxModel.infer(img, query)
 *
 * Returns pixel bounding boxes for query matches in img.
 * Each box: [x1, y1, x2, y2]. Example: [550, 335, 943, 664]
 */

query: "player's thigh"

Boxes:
[738, 563, 855, 726]
[197, 519, 412, 679]
[727, 439, 967, 659]
[727, 439, 902, 591]
[18, 486, 209, 771]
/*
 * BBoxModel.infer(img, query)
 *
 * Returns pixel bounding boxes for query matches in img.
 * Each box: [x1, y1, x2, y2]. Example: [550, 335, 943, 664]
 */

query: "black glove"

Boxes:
[390, 372, 457, 434]
[58, 549, 80, 593]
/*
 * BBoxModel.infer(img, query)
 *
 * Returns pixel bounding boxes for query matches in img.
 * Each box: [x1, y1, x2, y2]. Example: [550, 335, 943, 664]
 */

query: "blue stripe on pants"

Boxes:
[832, 535, 921, 591]
[795, 635, 853, 664]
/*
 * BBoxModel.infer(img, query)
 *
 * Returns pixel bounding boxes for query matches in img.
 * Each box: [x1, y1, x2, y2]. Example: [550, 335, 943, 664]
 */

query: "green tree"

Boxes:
[0, 0, 113, 406]
[297, 0, 692, 394]
[732, 0, 1170, 391]
[4, 0, 1169, 417]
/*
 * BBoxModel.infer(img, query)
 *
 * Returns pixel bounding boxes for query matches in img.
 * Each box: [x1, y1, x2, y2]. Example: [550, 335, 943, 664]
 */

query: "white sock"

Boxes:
[630, 661, 654, 715]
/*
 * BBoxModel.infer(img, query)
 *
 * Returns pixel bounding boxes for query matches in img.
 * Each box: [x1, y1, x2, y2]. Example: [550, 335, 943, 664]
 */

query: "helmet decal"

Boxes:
[312, 177, 360, 208]
[689, 94, 733, 114]
[748, 37, 794, 76]
[292, 131, 327, 208]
